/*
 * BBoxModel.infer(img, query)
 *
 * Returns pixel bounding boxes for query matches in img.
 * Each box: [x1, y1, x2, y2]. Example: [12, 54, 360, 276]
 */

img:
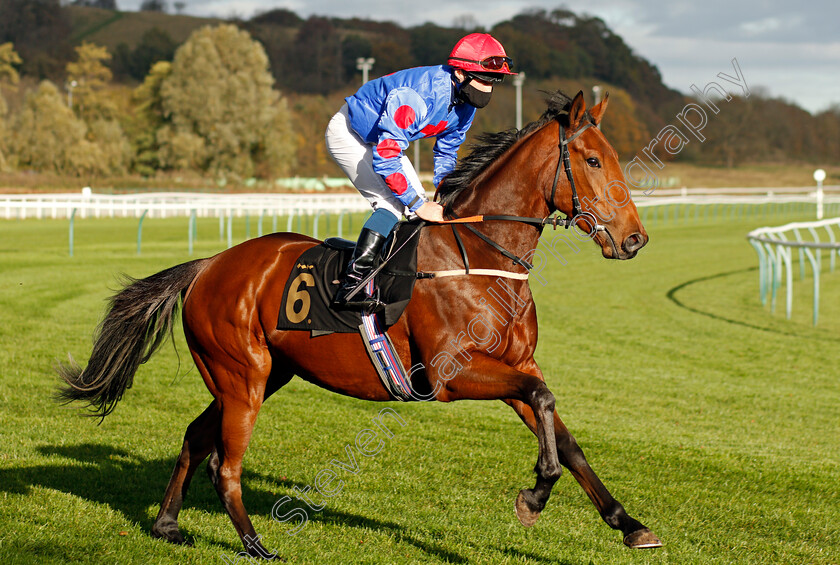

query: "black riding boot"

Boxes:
[332, 228, 387, 310]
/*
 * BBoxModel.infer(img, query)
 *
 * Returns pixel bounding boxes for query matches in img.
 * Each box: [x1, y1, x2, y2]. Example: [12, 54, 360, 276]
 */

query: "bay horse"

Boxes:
[57, 90, 661, 556]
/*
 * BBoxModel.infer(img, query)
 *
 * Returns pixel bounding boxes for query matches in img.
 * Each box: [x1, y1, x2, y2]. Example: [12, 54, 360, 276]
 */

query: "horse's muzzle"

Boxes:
[623, 232, 647, 254]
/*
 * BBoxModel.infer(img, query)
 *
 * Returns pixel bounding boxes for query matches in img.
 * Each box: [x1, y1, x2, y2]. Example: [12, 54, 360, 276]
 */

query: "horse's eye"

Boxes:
[586, 157, 601, 168]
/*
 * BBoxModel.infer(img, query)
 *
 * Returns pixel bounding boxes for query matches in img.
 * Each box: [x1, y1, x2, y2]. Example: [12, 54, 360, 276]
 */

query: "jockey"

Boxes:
[326, 32, 516, 309]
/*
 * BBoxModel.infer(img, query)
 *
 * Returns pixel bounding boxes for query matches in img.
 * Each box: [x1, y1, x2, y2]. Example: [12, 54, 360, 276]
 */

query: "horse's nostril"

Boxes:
[623, 232, 646, 253]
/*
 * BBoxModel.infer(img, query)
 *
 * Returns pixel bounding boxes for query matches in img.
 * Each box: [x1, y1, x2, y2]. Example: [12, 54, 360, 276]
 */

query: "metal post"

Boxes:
[313, 211, 322, 240]
[189, 209, 196, 255]
[69, 208, 76, 257]
[749, 239, 767, 304]
[137, 210, 148, 255]
[356, 57, 375, 85]
[226, 210, 233, 248]
[513, 72, 526, 130]
[66, 80, 77, 109]
[814, 168, 826, 220]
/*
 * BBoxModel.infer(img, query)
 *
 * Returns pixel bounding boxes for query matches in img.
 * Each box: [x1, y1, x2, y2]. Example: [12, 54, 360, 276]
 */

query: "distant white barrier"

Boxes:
[3, 187, 840, 263]
[0, 191, 371, 220]
[2, 185, 838, 221]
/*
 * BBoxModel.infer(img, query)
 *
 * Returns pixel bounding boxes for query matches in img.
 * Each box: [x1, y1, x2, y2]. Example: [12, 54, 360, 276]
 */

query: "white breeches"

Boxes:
[325, 103, 424, 220]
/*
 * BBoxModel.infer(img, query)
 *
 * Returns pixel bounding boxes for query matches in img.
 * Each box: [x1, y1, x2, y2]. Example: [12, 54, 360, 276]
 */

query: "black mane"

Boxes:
[437, 90, 589, 209]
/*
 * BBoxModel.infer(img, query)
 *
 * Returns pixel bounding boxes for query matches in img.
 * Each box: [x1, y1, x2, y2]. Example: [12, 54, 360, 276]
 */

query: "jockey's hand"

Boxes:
[415, 201, 445, 223]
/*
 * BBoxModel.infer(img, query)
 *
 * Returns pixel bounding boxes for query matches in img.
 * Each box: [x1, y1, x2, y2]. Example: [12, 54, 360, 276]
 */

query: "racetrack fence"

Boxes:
[4, 185, 839, 325]
[2, 184, 839, 252]
[747, 217, 840, 326]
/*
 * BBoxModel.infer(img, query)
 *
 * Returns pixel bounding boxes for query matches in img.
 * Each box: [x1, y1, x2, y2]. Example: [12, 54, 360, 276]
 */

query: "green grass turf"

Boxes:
[0, 207, 838, 564]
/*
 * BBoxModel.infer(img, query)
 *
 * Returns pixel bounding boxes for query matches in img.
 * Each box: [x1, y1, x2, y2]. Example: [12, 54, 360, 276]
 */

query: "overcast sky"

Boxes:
[120, 0, 840, 114]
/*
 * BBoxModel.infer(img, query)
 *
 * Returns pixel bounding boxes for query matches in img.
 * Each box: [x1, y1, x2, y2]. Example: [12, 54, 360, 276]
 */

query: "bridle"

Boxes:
[345, 118, 621, 299]
[447, 117, 619, 273]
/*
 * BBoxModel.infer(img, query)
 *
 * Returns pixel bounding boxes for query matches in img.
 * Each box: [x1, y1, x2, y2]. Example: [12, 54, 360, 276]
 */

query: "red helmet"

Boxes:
[448, 33, 516, 81]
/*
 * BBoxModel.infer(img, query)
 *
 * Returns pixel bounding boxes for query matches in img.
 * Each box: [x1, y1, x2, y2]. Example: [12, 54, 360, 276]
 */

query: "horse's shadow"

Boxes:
[0, 443, 468, 562]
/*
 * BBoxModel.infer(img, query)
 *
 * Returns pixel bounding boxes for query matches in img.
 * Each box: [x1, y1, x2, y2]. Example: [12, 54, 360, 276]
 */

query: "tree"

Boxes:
[110, 28, 176, 81]
[9, 81, 92, 175]
[88, 117, 132, 175]
[815, 105, 840, 164]
[340, 34, 372, 82]
[696, 96, 761, 168]
[0, 0, 71, 78]
[371, 38, 413, 76]
[129, 60, 171, 175]
[60, 43, 131, 174]
[251, 8, 302, 26]
[598, 88, 651, 159]
[287, 17, 342, 93]
[0, 42, 22, 85]
[0, 42, 22, 171]
[10, 80, 129, 176]
[452, 14, 481, 31]
[140, 0, 168, 12]
[129, 27, 177, 81]
[72, 0, 118, 8]
[409, 24, 463, 67]
[159, 24, 295, 179]
[66, 42, 114, 119]
[111, 42, 132, 81]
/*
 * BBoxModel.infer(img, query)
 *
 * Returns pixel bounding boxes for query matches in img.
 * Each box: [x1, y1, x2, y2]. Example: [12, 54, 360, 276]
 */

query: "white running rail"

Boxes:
[747, 218, 840, 325]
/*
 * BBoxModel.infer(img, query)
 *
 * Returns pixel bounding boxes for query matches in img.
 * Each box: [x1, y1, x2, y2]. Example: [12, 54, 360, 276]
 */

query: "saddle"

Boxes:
[276, 220, 422, 337]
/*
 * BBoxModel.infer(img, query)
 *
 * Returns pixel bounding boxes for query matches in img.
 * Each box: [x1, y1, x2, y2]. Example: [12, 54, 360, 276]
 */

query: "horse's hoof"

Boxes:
[623, 528, 662, 549]
[150, 520, 188, 545]
[514, 490, 541, 527]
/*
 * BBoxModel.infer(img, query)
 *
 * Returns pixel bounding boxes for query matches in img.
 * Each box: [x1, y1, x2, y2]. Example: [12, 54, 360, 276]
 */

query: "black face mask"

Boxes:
[458, 81, 492, 108]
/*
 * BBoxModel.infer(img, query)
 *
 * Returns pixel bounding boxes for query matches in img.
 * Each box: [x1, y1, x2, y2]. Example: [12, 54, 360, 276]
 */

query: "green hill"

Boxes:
[67, 5, 220, 51]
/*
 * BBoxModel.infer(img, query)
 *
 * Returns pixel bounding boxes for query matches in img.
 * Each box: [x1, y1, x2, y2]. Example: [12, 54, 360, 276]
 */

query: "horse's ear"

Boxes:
[569, 90, 587, 130]
[589, 92, 610, 126]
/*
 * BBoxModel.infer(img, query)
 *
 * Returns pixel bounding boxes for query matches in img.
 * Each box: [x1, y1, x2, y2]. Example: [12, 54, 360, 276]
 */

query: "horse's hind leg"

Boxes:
[151, 401, 220, 544]
[203, 364, 292, 558]
[151, 359, 290, 550]
[206, 392, 276, 558]
[504, 399, 662, 548]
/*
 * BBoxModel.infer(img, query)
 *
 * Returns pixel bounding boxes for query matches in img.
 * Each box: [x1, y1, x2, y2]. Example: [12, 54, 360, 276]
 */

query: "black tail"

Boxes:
[56, 259, 208, 421]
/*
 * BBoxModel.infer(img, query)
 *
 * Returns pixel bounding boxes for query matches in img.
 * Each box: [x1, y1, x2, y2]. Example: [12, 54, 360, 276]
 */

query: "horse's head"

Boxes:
[436, 90, 648, 261]
[550, 91, 648, 260]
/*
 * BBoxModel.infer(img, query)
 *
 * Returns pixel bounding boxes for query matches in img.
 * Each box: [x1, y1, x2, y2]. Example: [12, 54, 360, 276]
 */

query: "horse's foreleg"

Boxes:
[436, 357, 563, 525]
[151, 401, 220, 544]
[504, 399, 661, 548]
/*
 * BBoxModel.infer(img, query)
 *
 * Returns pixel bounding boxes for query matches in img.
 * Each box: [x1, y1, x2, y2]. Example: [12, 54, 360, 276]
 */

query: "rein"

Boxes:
[346, 118, 620, 296]
[443, 119, 618, 274]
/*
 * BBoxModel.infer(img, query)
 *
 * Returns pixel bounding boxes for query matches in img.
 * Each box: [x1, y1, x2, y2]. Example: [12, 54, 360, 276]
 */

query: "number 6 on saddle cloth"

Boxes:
[277, 220, 423, 399]
[277, 219, 421, 334]
[277, 221, 423, 400]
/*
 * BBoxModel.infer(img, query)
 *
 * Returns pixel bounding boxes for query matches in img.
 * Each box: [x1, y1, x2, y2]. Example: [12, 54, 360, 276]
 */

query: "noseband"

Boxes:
[448, 117, 620, 272]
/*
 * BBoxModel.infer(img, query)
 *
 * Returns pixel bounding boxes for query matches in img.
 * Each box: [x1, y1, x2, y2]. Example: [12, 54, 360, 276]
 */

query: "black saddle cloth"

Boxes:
[276, 221, 422, 335]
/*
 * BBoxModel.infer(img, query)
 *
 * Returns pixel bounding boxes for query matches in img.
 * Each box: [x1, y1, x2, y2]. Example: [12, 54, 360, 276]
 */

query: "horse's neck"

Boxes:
[447, 132, 552, 267]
